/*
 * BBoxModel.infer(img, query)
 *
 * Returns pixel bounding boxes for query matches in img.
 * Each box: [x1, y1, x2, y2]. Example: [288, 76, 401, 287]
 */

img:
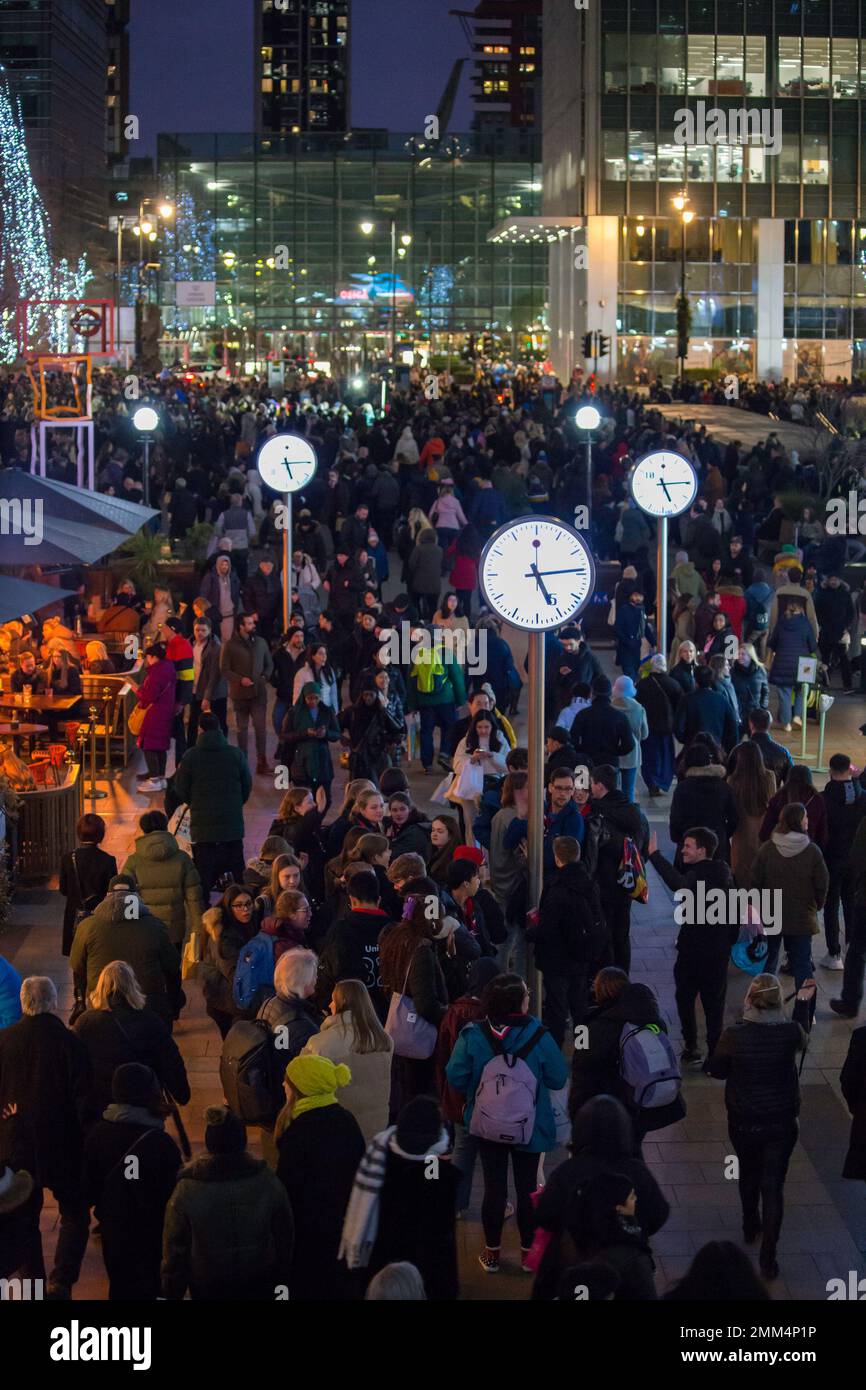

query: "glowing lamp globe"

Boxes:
[132, 406, 159, 432]
[257, 434, 318, 494]
[575, 405, 601, 430]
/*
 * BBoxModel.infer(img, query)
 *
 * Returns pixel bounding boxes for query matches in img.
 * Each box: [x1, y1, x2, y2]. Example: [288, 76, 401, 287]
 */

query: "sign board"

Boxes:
[268, 360, 285, 389]
[175, 282, 216, 308]
[797, 656, 818, 684]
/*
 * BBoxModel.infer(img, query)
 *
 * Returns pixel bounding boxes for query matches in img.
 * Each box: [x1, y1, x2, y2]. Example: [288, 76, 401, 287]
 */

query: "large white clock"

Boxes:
[256, 434, 318, 494]
[479, 516, 595, 632]
[629, 449, 698, 518]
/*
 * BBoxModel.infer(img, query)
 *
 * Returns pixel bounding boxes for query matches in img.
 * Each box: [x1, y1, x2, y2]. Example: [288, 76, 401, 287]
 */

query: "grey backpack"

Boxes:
[469, 1022, 545, 1146]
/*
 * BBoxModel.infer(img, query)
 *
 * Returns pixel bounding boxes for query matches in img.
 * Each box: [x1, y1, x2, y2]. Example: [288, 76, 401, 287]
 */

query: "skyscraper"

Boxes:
[0, 0, 108, 264]
[454, 0, 542, 133]
[541, 0, 866, 384]
[106, 0, 130, 167]
[254, 0, 349, 135]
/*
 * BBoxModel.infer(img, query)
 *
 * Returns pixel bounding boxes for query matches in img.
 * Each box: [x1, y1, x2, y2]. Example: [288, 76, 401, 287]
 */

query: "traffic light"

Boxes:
[598, 335, 611, 358]
[581, 332, 593, 358]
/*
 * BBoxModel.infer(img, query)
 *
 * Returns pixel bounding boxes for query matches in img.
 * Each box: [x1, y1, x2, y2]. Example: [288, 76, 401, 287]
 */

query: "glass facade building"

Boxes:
[153, 130, 546, 372]
[543, 0, 866, 382]
[254, 0, 350, 135]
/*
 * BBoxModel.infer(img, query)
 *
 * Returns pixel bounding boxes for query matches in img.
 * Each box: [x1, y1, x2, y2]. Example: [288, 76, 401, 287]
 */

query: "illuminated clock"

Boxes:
[479, 516, 595, 632]
[629, 449, 698, 518]
[256, 434, 318, 494]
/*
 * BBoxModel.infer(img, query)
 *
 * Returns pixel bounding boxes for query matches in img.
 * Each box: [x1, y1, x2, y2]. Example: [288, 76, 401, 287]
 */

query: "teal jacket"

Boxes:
[406, 653, 467, 711]
[173, 728, 252, 844]
[279, 694, 340, 785]
[445, 1015, 569, 1152]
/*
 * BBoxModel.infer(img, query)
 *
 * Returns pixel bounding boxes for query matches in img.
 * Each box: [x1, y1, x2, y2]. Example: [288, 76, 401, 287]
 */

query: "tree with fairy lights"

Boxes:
[0, 65, 91, 361]
[161, 187, 216, 334]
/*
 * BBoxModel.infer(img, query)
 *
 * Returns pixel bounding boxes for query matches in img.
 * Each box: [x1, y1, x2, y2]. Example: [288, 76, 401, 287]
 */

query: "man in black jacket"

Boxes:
[730, 708, 792, 786]
[315, 868, 392, 1020]
[590, 765, 645, 971]
[0, 976, 93, 1297]
[543, 726, 579, 784]
[528, 836, 607, 1046]
[821, 754, 866, 968]
[243, 554, 283, 645]
[571, 675, 635, 770]
[649, 826, 737, 1066]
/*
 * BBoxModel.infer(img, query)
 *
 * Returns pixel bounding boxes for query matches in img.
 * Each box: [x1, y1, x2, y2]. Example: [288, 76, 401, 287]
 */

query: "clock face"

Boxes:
[479, 516, 595, 632]
[256, 434, 318, 494]
[629, 449, 698, 518]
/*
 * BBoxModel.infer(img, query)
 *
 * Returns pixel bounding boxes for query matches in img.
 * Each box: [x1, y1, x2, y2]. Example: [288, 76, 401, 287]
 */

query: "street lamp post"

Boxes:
[132, 404, 159, 508]
[574, 403, 601, 534]
[360, 218, 411, 369]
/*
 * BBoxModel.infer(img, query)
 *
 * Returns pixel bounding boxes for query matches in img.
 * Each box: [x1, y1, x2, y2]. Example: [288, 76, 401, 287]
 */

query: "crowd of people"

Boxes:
[2, 363, 866, 1302]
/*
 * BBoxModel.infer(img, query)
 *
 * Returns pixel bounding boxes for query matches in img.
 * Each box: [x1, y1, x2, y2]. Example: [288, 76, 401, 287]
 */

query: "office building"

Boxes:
[106, 0, 130, 166]
[455, 0, 542, 134]
[254, 0, 349, 135]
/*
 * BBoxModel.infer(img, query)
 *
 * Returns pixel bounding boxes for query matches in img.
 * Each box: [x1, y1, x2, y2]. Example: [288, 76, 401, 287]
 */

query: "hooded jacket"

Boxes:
[172, 727, 252, 845]
[669, 765, 739, 861]
[446, 1014, 569, 1152]
[767, 612, 817, 686]
[731, 658, 769, 723]
[407, 530, 445, 597]
[674, 686, 738, 750]
[570, 695, 635, 768]
[821, 778, 866, 866]
[121, 831, 203, 945]
[70, 890, 181, 1016]
[671, 560, 706, 600]
[750, 831, 829, 935]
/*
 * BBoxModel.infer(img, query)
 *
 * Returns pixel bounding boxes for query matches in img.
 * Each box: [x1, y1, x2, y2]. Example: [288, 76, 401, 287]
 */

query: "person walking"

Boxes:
[220, 613, 274, 775]
[59, 813, 117, 958]
[121, 810, 203, 951]
[188, 616, 228, 742]
[766, 597, 818, 732]
[830, 806, 866, 1020]
[446, 972, 569, 1274]
[706, 973, 812, 1281]
[611, 676, 648, 803]
[669, 744, 739, 865]
[171, 712, 253, 901]
[70, 875, 182, 1028]
[822, 754, 866, 972]
[406, 631, 467, 775]
[726, 740, 776, 888]
[635, 655, 680, 796]
[279, 681, 341, 801]
[751, 802, 829, 990]
[613, 588, 652, 684]
[199, 888, 256, 1039]
[527, 835, 606, 1047]
[589, 765, 645, 971]
[134, 643, 176, 794]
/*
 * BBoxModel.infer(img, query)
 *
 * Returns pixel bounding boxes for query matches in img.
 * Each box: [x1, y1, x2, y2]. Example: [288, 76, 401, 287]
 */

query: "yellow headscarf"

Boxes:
[285, 1054, 352, 1118]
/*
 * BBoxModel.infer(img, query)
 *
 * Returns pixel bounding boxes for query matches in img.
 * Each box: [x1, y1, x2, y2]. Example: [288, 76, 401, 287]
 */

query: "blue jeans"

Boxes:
[764, 933, 813, 990]
[496, 918, 527, 979]
[452, 1122, 478, 1212]
[620, 766, 637, 802]
[774, 685, 806, 727]
[418, 703, 457, 768]
[272, 698, 288, 739]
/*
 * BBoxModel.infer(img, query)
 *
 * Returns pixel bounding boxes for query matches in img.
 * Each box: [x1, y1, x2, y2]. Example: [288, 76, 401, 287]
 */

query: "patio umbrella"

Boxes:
[0, 513, 132, 567]
[0, 576, 75, 625]
[0, 469, 159, 536]
[0, 468, 159, 566]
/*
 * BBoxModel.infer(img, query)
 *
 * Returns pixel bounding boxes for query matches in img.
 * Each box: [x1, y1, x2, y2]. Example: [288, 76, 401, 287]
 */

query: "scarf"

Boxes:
[339, 1125, 450, 1270]
[102, 1103, 164, 1131]
[412, 648, 445, 694]
[292, 1092, 339, 1119]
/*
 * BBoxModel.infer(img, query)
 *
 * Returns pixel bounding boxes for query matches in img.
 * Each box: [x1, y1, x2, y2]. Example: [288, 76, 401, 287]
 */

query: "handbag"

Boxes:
[181, 932, 201, 982]
[448, 758, 484, 801]
[616, 837, 649, 904]
[385, 954, 438, 1060]
[127, 702, 146, 736]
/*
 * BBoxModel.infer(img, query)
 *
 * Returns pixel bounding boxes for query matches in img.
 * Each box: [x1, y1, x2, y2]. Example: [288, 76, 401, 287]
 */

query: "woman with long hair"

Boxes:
[446, 524, 483, 618]
[730, 641, 769, 730]
[324, 777, 376, 857]
[302, 978, 394, 1141]
[199, 883, 258, 1038]
[43, 646, 82, 699]
[727, 740, 777, 888]
[253, 852, 304, 929]
[73, 960, 189, 1113]
[448, 711, 509, 843]
[324, 825, 368, 910]
[766, 596, 817, 731]
[384, 791, 432, 863]
[134, 642, 176, 793]
[345, 832, 402, 919]
[292, 642, 338, 711]
[84, 640, 116, 675]
[269, 784, 328, 901]
[379, 891, 450, 1111]
[432, 590, 470, 636]
[759, 762, 828, 851]
[428, 814, 462, 887]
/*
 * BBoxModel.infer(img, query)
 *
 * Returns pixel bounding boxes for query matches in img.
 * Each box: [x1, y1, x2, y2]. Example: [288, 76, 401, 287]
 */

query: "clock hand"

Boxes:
[523, 567, 586, 578]
[659, 479, 672, 501]
[529, 564, 555, 605]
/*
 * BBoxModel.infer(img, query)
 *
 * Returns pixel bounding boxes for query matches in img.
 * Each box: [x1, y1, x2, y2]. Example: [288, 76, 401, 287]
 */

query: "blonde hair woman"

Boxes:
[85, 640, 116, 674]
[302, 978, 393, 1141]
[72, 960, 190, 1113]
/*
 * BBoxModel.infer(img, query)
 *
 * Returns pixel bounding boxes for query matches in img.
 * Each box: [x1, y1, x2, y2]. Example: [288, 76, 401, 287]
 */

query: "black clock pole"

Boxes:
[527, 629, 545, 1015]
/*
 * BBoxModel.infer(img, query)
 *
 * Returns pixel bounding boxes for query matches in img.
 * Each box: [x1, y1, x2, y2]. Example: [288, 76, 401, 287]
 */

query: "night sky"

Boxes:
[129, 0, 473, 152]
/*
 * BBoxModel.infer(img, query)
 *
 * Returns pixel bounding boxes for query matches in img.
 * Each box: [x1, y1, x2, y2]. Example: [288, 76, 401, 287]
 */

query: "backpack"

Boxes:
[469, 1022, 545, 1146]
[618, 1022, 682, 1110]
[232, 931, 276, 1011]
[219, 1013, 283, 1126]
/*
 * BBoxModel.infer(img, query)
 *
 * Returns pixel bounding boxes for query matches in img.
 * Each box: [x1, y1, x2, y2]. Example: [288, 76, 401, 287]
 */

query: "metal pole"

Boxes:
[282, 490, 292, 633]
[657, 515, 669, 662]
[679, 221, 686, 384]
[87, 704, 107, 800]
[526, 630, 545, 1015]
[390, 219, 397, 365]
[585, 431, 592, 532]
[116, 216, 123, 351]
[142, 437, 151, 509]
[815, 696, 828, 772]
[800, 683, 809, 760]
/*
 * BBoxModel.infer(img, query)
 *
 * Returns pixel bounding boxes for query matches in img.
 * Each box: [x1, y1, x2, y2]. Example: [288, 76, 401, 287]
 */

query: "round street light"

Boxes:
[159, 202, 174, 218]
[140, 220, 153, 235]
[360, 220, 374, 235]
[575, 404, 601, 430]
[132, 405, 159, 433]
[400, 233, 412, 247]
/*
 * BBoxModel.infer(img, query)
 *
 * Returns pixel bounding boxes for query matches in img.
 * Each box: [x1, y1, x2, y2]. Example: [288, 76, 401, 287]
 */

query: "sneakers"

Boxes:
[520, 1247, 534, 1273]
[478, 1249, 501, 1274]
[783, 723, 793, 733]
[818, 953, 844, 971]
[792, 715, 802, 728]
[830, 998, 858, 1019]
[139, 777, 166, 793]
[779, 958, 792, 975]
[680, 1047, 703, 1066]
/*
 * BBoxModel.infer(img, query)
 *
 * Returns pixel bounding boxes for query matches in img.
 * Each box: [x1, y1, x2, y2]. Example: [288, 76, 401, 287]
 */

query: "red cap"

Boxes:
[453, 845, 484, 866]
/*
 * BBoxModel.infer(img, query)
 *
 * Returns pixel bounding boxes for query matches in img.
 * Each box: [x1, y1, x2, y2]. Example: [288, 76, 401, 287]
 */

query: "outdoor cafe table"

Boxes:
[0, 721, 49, 755]
[0, 694, 81, 714]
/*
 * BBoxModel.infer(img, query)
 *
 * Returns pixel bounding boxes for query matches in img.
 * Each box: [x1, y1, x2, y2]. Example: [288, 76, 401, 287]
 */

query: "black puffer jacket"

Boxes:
[669, 766, 739, 862]
[569, 983, 685, 1134]
[706, 1011, 807, 1124]
[648, 853, 737, 958]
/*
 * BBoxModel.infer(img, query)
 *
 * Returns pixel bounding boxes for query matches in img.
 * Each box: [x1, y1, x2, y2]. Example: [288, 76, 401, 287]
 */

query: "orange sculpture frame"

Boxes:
[25, 354, 93, 420]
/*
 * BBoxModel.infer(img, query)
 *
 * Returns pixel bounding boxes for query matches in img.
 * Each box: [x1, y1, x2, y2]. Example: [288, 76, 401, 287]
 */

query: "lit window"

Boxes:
[261, 78, 273, 92]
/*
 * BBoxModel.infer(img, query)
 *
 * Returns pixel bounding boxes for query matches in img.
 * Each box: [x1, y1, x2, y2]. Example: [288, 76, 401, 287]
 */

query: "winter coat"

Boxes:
[379, 933, 449, 1028]
[73, 1000, 190, 1113]
[614, 601, 650, 667]
[750, 831, 828, 936]
[618, 507, 651, 554]
[191, 637, 227, 702]
[220, 631, 273, 703]
[814, 582, 855, 644]
[822, 779, 866, 867]
[593, 790, 648, 894]
[669, 659, 697, 695]
[671, 561, 706, 600]
[613, 696, 648, 770]
[59, 844, 118, 954]
[199, 565, 242, 619]
[243, 569, 282, 626]
[302, 1014, 394, 1142]
[279, 694, 340, 785]
[173, 727, 252, 844]
[767, 612, 817, 687]
[324, 559, 364, 617]
[292, 661, 339, 711]
[669, 765, 739, 861]
[161, 1151, 294, 1301]
[531, 861, 606, 975]
[717, 587, 746, 640]
[744, 580, 772, 634]
[759, 788, 828, 850]
[730, 731, 793, 788]
[82, 1111, 181, 1296]
[649, 854, 737, 958]
[0, 1012, 93, 1192]
[316, 906, 393, 1022]
[257, 991, 321, 1055]
[407, 530, 445, 597]
[840, 1025, 866, 1180]
[569, 983, 685, 1133]
[385, 814, 433, 864]
[70, 890, 181, 1022]
[706, 1011, 806, 1125]
[446, 1015, 569, 1152]
[200, 912, 247, 1018]
[674, 686, 738, 750]
[406, 653, 467, 710]
[769, 583, 819, 642]
[276, 1103, 365, 1301]
[366, 1147, 461, 1300]
[570, 695, 635, 768]
[731, 659, 769, 724]
[635, 671, 680, 736]
[0, 954, 22, 1030]
[136, 659, 176, 751]
[121, 830, 203, 945]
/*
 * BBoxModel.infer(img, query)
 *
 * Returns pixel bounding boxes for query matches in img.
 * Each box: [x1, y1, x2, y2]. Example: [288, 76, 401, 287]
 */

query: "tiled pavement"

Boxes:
[3, 635, 866, 1301]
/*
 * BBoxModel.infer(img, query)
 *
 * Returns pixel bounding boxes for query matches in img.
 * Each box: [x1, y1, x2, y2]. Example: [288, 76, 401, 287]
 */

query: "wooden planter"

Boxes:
[15, 765, 83, 883]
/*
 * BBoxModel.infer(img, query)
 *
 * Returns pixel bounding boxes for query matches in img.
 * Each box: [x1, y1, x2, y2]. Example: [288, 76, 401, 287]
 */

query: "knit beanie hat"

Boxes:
[453, 845, 484, 867]
[205, 1105, 247, 1155]
[112, 1063, 160, 1108]
[613, 676, 636, 699]
[285, 1054, 351, 1095]
[395, 1096, 443, 1156]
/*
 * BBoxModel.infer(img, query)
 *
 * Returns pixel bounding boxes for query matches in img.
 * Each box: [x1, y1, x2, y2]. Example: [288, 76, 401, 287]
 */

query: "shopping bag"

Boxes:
[617, 836, 648, 903]
[430, 772, 454, 805]
[448, 759, 484, 800]
[181, 932, 201, 982]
